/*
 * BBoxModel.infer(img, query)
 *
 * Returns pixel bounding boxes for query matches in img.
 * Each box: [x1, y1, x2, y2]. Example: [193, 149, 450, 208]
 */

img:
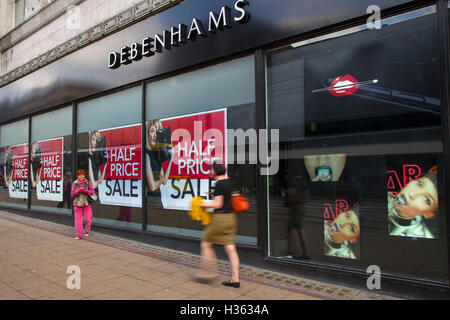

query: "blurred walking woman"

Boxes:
[71, 169, 94, 240]
[198, 162, 241, 288]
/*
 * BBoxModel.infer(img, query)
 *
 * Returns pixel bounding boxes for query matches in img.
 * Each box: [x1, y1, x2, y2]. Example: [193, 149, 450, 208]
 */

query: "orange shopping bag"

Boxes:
[230, 193, 249, 213]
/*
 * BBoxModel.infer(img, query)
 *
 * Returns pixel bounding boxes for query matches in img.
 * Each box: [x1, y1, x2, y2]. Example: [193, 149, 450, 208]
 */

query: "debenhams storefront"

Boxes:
[0, 0, 449, 296]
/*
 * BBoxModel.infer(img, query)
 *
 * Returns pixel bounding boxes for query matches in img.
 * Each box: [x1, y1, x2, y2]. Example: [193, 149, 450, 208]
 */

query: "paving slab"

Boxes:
[0, 210, 403, 300]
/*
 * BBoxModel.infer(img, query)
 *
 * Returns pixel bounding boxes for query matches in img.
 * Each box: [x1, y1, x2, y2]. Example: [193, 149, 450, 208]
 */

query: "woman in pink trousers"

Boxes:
[71, 169, 94, 240]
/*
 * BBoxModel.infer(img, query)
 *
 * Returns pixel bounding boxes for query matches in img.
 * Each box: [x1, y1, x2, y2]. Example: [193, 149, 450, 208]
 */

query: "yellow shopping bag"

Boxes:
[188, 197, 211, 225]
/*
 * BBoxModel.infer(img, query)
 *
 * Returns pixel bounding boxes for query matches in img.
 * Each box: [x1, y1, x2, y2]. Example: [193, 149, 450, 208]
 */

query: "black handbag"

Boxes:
[87, 192, 98, 204]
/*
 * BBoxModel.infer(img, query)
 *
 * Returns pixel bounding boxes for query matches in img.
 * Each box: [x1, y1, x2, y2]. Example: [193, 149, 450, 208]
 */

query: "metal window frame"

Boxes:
[437, 0, 450, 287]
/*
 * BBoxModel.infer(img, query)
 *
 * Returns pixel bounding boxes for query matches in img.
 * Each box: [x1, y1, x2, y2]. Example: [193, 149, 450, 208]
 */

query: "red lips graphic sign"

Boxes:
[328, 75, 360, 97]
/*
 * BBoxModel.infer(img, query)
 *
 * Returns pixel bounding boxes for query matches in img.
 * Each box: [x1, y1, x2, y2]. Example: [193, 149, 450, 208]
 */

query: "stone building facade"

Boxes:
[0, 0, 182, 87]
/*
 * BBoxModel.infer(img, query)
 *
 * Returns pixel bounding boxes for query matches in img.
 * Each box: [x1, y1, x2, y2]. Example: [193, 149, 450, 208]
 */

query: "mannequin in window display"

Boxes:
[324, 207, 360, 259]
[88, 130, 108, 191]
[304, 153, 347, 182]
[30, 142, 42, 189]
[145, 120, 174, 208]
[387, 166, 438, 239]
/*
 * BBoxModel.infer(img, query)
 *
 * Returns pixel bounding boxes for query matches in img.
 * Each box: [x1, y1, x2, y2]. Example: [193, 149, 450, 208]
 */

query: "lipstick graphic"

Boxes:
[328, 75, 360, 97]
[312, 76, 379, 97]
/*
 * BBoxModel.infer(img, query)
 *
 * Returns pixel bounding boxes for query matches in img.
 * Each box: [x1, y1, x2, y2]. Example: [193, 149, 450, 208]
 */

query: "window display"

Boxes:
[0, 119, 29, 208]
[266, 7, 448, 282]
[145, 56, 257, 244]
[30, 107, 73, 213]
[85, 124, 142, 208]
[77, 86, 142, 228]
[146, 109, 226, 211]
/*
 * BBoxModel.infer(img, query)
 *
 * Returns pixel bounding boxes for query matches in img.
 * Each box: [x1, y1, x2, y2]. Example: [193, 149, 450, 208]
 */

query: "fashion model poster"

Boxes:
[304, 153, 347, 182]
[91, 124, 142, 208]
[146, 109, 226, 211]
[1, 143, 29, 199]
[323, 194, 360, 260]
[387, 156, 439, 239]
[33, 138, 64, 202]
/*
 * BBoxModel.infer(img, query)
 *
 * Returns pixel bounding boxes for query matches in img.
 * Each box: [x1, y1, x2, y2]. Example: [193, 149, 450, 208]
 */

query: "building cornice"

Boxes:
[0, 0, 86, 53]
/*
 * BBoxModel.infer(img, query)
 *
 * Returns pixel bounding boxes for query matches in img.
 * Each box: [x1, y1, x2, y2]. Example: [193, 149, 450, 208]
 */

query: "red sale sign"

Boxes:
[38, 139, 63, 181]
[149, 109, 226, 211]
[96, 124, 142, 208]
[101, 125, 141, 181]
[163, 109, 226, 180]
[11, 144, 28, 181]
[6, 143, 29, 199]
[35, 138, 64, 202]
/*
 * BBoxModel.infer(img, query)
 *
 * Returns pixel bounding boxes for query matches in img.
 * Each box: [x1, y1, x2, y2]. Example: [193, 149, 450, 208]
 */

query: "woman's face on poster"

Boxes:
[393, 176, 438, 219]
[90, 133, 98, 150]
[304, 154, 347, 181]
[31, 144, 37, 159]
[149, 125, 157, 147]
[327, 210, 360, 243]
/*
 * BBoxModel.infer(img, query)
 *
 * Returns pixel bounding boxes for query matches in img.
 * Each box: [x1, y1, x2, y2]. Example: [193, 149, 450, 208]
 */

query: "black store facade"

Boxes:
[1, 0, 450, 297]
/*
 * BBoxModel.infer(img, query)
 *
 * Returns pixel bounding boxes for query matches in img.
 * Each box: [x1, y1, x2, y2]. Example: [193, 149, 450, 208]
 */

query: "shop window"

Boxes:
[147, 56, 255, 119]
[30, 106, 73, 214]
[145, 56, 257, 245]
[0, 118, 29, 209]
[77, 86, 142, 230]
[266, 6, 448, 283]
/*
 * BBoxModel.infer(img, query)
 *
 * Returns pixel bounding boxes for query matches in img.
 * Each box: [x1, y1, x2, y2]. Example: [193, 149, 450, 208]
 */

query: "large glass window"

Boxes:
[77, 86, 142, 230]
[266, 6, 448, 282]
[145, 56, 257, 245]
[30, 106, 73, 214]
[0, 118, 29, 209]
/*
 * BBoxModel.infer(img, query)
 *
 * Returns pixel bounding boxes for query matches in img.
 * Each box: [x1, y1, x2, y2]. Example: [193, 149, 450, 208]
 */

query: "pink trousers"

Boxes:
[74, 205, 92, 237]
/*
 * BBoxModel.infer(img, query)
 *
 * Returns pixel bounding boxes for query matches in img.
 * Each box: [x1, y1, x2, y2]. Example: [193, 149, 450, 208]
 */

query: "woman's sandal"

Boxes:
[222, 280, 240, 288]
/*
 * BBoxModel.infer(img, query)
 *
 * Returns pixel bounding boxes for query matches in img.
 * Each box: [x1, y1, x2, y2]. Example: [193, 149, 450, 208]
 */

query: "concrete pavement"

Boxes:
[0, 210, 400, 300]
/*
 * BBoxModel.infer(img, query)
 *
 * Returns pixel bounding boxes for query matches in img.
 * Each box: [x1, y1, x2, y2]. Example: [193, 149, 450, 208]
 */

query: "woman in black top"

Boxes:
[145, 120, 174, 208]
[88, 130, 108, 190]
[30, 142, 42, 189]
[197, 162, 241, 288]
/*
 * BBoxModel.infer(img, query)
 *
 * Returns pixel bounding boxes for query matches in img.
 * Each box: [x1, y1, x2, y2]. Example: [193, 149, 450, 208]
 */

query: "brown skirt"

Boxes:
[202, 213, 237, 245]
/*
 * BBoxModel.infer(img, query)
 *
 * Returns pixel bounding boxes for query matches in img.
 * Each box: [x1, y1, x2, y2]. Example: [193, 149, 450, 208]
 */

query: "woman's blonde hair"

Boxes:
[146, 120, 162, 150]
[89, 130, 101, 152]
[31, 142, 39, 159]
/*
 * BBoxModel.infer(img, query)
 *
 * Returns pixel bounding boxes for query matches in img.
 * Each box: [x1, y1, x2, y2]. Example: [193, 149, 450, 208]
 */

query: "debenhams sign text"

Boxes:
[108, 0, 250, 69]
